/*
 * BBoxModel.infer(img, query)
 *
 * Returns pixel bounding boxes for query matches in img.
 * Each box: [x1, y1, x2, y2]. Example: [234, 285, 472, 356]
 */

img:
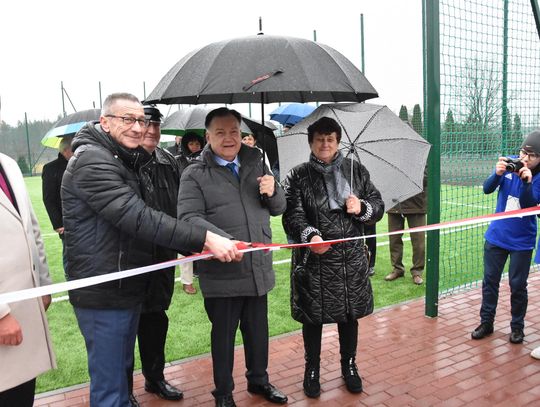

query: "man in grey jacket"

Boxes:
[177, 107, 287, 407]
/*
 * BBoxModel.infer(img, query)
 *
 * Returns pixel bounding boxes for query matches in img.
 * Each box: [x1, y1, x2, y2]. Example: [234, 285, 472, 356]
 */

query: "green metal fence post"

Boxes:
[424, 0, 441, 318]
[501, 0, 509, 154]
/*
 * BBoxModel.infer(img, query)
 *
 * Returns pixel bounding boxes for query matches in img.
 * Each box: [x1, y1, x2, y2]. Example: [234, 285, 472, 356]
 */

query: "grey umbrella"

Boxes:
[278, 103, 431, 210]
[145, 35, 378, 106]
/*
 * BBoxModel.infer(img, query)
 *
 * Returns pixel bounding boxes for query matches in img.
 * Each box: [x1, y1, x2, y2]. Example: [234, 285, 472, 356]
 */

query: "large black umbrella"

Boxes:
[278, 103, 431, 210]
[161, 107, 279, 169]
[145, 34, 378, 176]
[146, 35, 378, 106]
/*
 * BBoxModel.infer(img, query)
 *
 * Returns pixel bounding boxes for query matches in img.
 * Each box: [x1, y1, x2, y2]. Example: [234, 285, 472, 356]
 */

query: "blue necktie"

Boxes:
[225, 162, 240, 180]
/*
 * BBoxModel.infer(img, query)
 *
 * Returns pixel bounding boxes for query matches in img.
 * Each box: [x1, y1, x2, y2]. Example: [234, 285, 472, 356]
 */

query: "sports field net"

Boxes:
[437, 0, 540, 295]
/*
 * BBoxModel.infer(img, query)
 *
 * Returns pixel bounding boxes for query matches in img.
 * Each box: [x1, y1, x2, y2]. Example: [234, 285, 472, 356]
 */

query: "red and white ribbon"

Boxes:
[1, 206, 539, 305]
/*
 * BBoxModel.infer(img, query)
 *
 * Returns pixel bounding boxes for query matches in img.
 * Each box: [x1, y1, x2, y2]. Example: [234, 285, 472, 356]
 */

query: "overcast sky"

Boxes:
[0, 0, 422, 126]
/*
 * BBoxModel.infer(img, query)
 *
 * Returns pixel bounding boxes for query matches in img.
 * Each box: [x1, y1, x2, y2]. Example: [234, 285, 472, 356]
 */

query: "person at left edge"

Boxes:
[0, 152, 56, 407]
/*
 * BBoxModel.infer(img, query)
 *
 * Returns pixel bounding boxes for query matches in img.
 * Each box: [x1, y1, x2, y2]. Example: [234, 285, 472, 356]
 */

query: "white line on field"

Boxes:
[441, 200, 492, 209]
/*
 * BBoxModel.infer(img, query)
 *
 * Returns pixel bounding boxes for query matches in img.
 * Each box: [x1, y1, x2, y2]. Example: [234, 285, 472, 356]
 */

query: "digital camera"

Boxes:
[505, 157, 524, 172]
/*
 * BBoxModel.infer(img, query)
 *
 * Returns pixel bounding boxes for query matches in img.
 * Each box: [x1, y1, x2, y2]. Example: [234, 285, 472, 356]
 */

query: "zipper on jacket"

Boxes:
[117, 250, 124, 288]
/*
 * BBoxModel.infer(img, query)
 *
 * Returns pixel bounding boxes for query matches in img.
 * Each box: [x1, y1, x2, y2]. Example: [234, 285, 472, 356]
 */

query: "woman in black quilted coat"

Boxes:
[282, 117, 384, 398]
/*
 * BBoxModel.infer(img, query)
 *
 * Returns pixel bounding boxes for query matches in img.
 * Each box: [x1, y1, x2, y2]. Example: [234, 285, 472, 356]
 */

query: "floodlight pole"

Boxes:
[360, 14, 365, 74]
[98, 81, 102, 108]
[61, 81, 66, 117]
[24, 112, 32, 175]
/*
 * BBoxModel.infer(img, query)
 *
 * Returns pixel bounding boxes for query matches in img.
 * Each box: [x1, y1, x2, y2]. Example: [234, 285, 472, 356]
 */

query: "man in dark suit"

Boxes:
[42, 137, 72, 239]
[178, 107, 288, 407]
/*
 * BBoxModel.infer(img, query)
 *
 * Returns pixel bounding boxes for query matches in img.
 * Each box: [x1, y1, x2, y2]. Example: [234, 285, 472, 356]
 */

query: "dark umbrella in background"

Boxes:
[278, 103, 431, 210]
[161, 107, 279, 169]
[41, 108, 101, 148]
[162, 107, 252, 136]
[270, 103, 316, 126]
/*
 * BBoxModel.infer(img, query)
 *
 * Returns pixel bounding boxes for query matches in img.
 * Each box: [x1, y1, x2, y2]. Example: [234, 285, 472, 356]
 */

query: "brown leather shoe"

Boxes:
[384, 271, 404, 281]
[183, 284, 197, 294]
[413, 275, 423, 285]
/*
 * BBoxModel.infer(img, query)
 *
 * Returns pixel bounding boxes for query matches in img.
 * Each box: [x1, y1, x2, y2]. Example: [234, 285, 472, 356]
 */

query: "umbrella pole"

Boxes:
[260, 93, 266, 175]
[349, 147, 355, 192]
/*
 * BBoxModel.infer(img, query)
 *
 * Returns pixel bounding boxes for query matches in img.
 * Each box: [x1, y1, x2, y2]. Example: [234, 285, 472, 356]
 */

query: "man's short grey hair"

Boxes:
[58, 136, 72, 153]
[101, 93, 141, 116]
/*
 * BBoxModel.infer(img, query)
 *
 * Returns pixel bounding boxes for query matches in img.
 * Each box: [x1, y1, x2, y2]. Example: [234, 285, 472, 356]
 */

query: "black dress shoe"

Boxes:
[510, 328, 525, 344]
[145, 379, 183, 401]
[247, 383, 288, 404]
[471, 322, 494, 340]
[215, 394, 236, 407]
[129, 393, 140, 407]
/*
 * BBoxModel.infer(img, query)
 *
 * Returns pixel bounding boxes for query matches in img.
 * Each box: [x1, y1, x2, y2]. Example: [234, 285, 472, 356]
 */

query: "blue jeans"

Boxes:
[74, 306, 141, 407]
[480, 241, 531, 330]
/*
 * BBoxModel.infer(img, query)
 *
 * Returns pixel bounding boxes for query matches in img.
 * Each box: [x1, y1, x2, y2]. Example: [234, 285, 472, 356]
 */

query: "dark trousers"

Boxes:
[364, 224, 377, 269]
[138, 311, 168, 382]
[0, 378, 36, 407]
[204, 295, 269, 398]
[302, 319, 359, 365]
[481, 241, 531, 330]
[74, 306, 140, 407]
[388, 213, 426, 276]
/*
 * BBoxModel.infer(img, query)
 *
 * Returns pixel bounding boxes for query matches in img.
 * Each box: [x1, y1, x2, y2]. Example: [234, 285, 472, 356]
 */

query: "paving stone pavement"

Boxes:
[35, 272, 540, 406]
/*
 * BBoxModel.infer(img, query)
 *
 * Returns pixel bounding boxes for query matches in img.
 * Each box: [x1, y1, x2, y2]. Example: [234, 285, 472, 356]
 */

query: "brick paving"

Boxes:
[35, 273, 540, 406]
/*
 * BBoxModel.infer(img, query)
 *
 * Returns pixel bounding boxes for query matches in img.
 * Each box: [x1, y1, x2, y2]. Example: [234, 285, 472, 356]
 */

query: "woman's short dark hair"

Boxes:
[205, 107, 242, 129]
[307, 117, 342, 144]
[241, 132, 257, 140]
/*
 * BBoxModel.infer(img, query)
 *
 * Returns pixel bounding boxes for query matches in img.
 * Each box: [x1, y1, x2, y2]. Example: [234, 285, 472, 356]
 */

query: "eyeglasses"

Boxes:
[106, 115, 149, 128]
[519, 149, 540, 160]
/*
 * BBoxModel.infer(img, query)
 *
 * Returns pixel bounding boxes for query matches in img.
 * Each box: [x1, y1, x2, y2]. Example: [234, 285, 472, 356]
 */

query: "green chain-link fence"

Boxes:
[424, 0, 540, 316]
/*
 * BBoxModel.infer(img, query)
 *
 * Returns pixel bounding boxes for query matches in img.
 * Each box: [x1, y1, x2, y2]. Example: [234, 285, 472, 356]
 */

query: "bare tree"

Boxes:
[461, 58, 503, 130]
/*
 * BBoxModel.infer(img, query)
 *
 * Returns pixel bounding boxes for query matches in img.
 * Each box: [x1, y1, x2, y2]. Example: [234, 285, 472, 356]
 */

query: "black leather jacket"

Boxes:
[282, 158, 384, 324]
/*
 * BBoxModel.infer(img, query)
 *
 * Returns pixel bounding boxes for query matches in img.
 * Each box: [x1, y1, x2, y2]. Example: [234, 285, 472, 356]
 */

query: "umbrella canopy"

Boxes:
[270, 103, 316, 126]
[278, 103, 431, 210]
[41, 109, 101, 148]
[145, 35, 378, 105]
[161, 107, 278, 168]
